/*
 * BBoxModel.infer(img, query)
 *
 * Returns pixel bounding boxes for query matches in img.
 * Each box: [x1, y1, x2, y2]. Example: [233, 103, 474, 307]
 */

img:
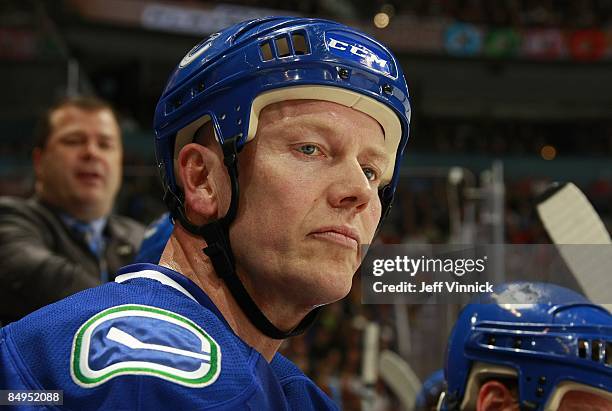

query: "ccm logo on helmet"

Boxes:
[326, 36, 390, 74]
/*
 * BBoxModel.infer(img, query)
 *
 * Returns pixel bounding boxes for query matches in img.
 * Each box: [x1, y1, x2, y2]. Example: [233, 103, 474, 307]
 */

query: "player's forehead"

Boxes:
[258, 99, 386, 150]
[260, 99, 378, 127]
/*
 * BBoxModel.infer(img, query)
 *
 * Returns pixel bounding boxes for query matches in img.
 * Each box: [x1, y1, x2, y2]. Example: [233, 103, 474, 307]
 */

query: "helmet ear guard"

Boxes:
[154, 17, 411, 339]
[455, 363, 517, 410]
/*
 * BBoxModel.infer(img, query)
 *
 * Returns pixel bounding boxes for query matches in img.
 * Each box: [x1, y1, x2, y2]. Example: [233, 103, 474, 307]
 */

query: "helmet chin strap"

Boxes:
[165, 135, 320, 340]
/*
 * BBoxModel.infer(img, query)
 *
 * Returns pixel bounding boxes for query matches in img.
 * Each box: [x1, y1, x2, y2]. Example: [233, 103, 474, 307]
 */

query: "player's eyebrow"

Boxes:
[289, 114, 385, 141]
[292, 116, 389, 161]
[362, 146, 390, 168]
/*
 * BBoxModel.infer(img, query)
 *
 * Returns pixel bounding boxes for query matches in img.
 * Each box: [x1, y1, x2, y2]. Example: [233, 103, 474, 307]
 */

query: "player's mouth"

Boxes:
[308, 226, 360, 250]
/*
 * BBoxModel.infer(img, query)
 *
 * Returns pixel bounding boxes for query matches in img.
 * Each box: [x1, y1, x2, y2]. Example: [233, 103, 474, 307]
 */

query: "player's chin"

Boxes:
[306, 263, 355, 303]
[307, 284, 352, 306]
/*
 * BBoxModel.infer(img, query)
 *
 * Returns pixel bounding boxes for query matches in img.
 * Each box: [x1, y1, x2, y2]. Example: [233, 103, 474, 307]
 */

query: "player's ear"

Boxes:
[177, 142, 224, 224]
[477, 380, 517, 411]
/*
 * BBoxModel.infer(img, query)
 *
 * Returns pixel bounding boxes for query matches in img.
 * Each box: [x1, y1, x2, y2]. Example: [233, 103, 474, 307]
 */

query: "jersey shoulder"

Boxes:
[271, 353, 340, 410]
[0, 269, 265, 409]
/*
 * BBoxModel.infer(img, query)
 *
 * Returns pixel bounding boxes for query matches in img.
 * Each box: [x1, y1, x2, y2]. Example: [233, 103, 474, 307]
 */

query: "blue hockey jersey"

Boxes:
[0, 264, 339, 410]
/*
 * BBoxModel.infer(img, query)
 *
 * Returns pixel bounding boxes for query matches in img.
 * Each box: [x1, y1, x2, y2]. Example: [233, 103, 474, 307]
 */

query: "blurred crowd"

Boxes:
[394, 0, 612, 28]
[415, 120, 612, 157]
[225, 0, 612, 28]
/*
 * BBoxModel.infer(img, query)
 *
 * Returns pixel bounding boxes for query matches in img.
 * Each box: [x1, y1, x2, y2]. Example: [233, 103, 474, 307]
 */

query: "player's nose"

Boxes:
[327, 160, 376, 213]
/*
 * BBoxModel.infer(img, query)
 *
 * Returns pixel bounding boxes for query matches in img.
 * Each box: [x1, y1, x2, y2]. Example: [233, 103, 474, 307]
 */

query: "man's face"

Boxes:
[33, 105, 122, 221]
[229, 100, 390, 308]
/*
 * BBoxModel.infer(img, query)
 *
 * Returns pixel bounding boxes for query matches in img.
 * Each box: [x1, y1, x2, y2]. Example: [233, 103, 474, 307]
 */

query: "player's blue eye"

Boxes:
[297, 144, 319, 155]
[363, 167, 377, 181]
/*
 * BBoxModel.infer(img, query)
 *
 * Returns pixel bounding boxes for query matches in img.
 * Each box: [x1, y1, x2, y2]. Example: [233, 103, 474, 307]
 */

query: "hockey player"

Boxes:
[0, 17, 411, 409]
[439, 282, 612, 411]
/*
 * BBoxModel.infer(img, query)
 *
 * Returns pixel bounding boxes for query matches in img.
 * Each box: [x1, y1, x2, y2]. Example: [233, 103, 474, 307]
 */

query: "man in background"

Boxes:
[0, 96, 144, 324]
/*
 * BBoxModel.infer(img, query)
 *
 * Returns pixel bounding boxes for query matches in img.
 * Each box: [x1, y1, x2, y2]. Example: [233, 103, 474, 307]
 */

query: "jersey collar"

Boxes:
[114, 263, 228, 327]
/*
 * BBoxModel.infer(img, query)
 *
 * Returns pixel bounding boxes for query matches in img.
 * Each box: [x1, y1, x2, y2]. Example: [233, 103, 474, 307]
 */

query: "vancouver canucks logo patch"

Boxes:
[70, 305, 221, 388]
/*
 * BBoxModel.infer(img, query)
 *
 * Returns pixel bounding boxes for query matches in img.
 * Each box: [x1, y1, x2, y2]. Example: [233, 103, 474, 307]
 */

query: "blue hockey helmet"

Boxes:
[415, 369, 446, 411]
[151, 17, 411, 340]
[441, 282, 612, 410]
[153, 16, 411, 219]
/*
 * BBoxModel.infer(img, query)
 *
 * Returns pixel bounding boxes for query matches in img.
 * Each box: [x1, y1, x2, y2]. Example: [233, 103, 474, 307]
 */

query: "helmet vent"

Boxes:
[275, 36, 291, 58]
[259, 30, 311, 62]
[260, 42, 274, 61]
[193, 82, 205, 96]
[578, 339, 588, 358]
[578, 339, 612, 364]
[592, 340, 602, 361]
[291, 32, 310, 55]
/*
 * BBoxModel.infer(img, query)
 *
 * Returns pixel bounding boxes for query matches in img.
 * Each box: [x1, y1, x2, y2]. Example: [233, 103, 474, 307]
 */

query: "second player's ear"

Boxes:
[177, 142, 224, 224]
[476, 380, 517, 411]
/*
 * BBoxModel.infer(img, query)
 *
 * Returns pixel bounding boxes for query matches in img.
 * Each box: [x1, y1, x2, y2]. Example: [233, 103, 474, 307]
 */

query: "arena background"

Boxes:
[2, 1, 612, 409]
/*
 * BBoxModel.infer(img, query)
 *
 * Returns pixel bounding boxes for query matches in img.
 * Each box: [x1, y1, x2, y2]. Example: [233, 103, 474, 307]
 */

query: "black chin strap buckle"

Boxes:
[200, 221, 234, 280]
[221, 135, 239, 167]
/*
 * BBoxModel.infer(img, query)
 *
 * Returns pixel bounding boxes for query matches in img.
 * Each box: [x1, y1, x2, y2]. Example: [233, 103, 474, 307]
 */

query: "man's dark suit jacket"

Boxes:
[0, 196, 144, 324]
